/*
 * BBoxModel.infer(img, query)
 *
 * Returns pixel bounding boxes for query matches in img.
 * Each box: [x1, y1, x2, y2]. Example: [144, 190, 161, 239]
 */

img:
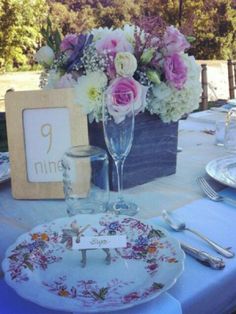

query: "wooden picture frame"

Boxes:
[5, 88, 88, 199]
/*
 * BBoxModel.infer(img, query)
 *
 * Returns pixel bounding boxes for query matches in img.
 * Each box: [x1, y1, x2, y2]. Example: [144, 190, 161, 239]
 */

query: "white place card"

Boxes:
[73, 235, 127, 250]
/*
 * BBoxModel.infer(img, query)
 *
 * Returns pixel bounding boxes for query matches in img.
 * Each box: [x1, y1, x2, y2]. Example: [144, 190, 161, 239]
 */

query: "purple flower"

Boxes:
[135, 235, 149, 246]
[133, 245, 146, 252]
[63, 34, 93, 72]
[147, 263, 158, 271]
[60, 34, 78, 56]
[164, 53, 187, 90]
[163, 26, 190, 55]
[108, 221, 120, 231]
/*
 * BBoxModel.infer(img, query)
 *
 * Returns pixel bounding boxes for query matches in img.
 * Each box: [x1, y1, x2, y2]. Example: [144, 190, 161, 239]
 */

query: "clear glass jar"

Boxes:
[225, 108, 236, 153]
[62, 145, 109, 216]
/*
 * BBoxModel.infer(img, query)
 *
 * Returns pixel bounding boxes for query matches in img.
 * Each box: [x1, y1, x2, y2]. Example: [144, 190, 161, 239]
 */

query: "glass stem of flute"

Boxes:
[115, 157, 125, 201]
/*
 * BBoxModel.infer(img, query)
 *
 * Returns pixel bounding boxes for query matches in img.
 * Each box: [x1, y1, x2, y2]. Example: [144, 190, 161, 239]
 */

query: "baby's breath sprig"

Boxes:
[39, 70, 49, 89]
[135, 70, 152, 87]
[52, 53, 67, 71]
[81, 45, 107, 74]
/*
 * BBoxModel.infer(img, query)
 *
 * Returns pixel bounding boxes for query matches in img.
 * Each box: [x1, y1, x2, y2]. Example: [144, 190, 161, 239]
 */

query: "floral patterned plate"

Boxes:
[0, 152, 10, 183]
[2, 214, 185, 313]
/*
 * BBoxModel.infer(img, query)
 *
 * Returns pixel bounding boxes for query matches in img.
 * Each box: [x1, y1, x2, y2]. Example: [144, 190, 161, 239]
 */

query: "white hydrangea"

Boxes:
[150, 54, 202, 123]
[122, 24, 136, 45]
[122, 24, 145, 46]
[44, 69, 61, 89]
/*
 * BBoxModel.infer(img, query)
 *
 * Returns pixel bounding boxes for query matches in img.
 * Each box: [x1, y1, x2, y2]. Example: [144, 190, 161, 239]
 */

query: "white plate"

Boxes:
[206, 156, 236, 188]
[0, 152, 10, 183]
[2, 214, 184, 313]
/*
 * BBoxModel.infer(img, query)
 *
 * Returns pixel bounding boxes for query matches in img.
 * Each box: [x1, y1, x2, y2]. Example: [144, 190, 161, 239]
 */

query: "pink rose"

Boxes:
[95, 31, 133, 80]
[55, 73, 76, 89]
[60, 34, 78, 56]
[163, 26, 190, 55]
[95, 30, 133, 55]
[164, 53, 187, 90]
[106, 77, 148, 123]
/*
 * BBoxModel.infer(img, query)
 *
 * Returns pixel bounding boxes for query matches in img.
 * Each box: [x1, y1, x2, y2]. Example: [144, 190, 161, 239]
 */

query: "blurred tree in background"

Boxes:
[150, 0, 236, 60]
[0, 0, 236, 72]
[0, 0, 48, 71]
[49, 0, 141, 32]
[49, 2, 80, 34]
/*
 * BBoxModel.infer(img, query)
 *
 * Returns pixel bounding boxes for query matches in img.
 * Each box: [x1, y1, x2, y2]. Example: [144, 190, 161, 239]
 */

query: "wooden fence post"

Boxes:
[228, 59, 235, 99]
[201, 64, 208, 110]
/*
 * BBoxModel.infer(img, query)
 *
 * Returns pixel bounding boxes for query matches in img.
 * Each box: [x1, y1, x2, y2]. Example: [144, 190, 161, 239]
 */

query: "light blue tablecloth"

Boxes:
[1, 186, 236, 313]
[150, 188, 236, 314]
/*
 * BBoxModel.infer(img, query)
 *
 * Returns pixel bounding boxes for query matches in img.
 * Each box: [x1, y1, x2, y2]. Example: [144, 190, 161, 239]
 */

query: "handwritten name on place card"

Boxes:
[72, 235, 127, 250]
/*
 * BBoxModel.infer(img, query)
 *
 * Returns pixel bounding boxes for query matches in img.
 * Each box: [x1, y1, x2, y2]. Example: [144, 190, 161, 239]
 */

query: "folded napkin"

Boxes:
[149, 188, 236, 314]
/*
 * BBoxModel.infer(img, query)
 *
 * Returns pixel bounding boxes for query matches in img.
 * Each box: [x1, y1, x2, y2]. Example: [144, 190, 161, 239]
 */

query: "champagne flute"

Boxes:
[103, 90, 138, 216]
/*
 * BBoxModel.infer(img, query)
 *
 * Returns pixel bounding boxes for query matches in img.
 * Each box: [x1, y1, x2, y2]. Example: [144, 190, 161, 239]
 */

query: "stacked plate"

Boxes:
[206, 156, 236, 188]
[0, 152, 10, 183]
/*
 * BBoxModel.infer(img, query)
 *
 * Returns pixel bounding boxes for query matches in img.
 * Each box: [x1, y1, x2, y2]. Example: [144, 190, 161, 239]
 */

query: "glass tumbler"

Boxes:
[225, 108, 236, 153]
[215, 120, 226, 146]
[62, 145, 109, 216]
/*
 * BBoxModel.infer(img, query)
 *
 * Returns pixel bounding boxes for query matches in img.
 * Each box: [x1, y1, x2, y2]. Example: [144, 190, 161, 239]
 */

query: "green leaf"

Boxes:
[186, 36, 196, 43]
[146, 70, 161, 85]
[47, 17, 52, 31]
[8, 255, 18, 262]
[140, 48, 155, 65]
[148, 229, 165, 239]
[153, 282, 164, 290]
[41, 28, 48, 40]
[54, 29, 61, 52]
[24, 261, 34, 271]
[92, 287, 108, 300]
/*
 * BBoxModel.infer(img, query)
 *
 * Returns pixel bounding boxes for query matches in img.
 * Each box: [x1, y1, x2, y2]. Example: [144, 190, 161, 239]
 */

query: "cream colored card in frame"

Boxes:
[5, 88, 88, 199]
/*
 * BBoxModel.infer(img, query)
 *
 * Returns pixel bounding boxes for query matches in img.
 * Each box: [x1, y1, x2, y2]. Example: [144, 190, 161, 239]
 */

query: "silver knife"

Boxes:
[181, 242, 225, 270]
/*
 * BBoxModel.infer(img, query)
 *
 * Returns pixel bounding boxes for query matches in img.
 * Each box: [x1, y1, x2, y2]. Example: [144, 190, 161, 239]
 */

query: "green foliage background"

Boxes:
[0, 0, 236, 72]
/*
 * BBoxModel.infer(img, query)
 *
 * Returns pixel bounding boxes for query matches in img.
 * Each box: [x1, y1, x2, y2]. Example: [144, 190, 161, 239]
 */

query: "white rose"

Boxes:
[34, 45, 55, 66]
[114, 52, 137, 77]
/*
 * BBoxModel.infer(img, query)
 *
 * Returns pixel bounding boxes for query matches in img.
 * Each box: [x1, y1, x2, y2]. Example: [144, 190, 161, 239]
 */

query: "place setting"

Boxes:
[2, 213, 185, 313]
[1, 11, 236, 314]
[1, 86, 187, 313]
[198, 106, 236, 197]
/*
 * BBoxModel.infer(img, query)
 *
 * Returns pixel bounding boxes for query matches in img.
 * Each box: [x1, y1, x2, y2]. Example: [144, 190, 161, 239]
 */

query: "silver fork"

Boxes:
[197, 176, 236, 206]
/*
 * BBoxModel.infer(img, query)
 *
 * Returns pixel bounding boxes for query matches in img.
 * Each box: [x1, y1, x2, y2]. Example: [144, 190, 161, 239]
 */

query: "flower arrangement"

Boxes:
[35, 17, 201, 124]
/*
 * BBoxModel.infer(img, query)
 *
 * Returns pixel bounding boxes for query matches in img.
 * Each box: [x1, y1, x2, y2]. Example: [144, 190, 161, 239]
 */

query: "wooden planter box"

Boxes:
[0, 112, 8, 152]
[88, 112, 178, 190]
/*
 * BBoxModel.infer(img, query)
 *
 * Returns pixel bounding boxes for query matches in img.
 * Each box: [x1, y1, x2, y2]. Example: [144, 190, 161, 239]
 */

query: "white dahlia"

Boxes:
[74, 71, 108, 122]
